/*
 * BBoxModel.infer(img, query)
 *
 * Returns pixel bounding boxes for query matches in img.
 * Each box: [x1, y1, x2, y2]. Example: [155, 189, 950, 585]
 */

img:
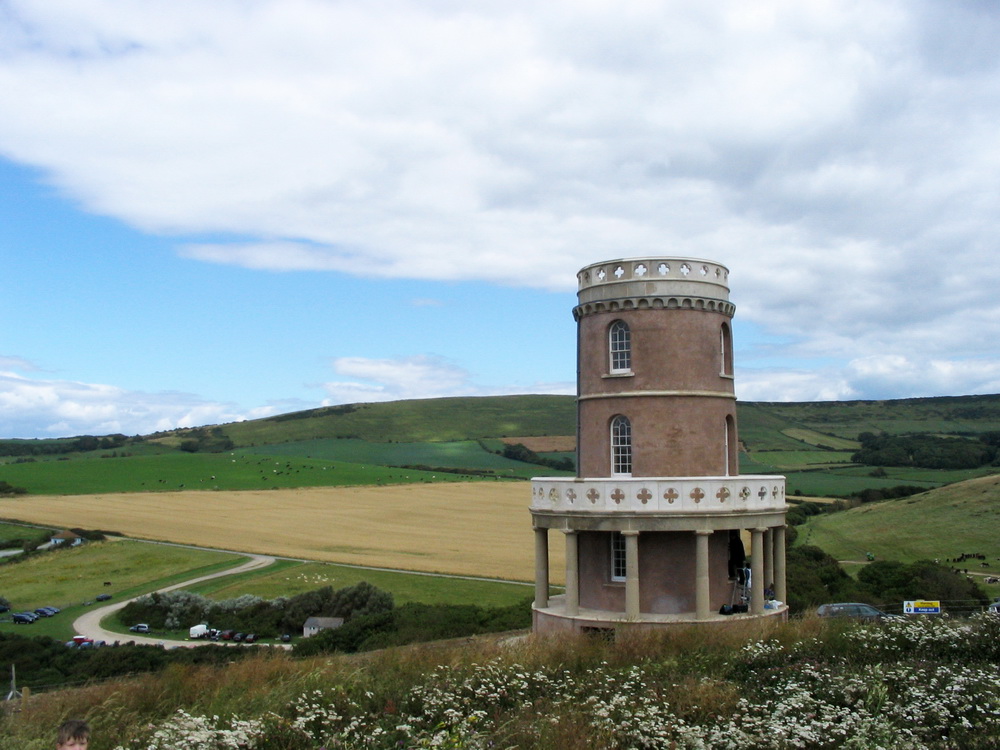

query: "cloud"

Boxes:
[2, 0, 1000, 405]
[0, 371, 263, 438]
[0, 356, 38, 372]
[321, 355, 574, 405]
[737, 355, 1000, 403]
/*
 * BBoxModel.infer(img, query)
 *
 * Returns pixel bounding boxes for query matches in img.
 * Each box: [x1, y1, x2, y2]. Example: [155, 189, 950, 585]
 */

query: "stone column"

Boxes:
[534, 527, 549, 609]
[695, 530, 712, 620]
[564, 530, 579, 616]
[750, 528, 765, 615]
[774, 526, 787, 603]
[764, 528, 774, 595]
[624, 531, 640, 619]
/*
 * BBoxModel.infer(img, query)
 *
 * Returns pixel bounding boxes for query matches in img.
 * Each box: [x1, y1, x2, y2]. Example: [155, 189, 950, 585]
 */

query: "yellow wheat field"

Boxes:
[3, 483, 565, 584]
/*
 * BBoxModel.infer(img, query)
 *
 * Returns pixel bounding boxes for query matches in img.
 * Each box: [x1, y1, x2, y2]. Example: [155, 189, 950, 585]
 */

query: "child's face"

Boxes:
[57, 740, 89, 750]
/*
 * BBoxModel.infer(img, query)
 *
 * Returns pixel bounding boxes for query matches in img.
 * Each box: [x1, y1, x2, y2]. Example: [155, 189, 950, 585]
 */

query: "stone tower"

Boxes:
[531, 257, 787, 632]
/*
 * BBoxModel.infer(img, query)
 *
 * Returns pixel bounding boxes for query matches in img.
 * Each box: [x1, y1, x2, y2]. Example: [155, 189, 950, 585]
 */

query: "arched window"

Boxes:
[609, 320, 631, 373]
[720, 322, 733, 376]
[611, 415, 632, 475]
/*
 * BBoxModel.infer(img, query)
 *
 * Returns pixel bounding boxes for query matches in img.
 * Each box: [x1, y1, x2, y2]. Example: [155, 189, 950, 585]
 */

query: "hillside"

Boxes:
[797, 474, 1000, 570]
[215, 394, 578, 446]
[3, 393, 1000, 497]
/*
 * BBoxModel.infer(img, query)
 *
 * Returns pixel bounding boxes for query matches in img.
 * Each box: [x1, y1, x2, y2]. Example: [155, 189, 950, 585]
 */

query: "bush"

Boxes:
[293, 599, 532, 656]
[119, 582, 394, 637]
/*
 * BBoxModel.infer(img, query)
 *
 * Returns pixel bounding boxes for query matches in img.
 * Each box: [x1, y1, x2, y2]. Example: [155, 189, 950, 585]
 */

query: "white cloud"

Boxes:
[2, 0, 1000, 407]
[321, 355, 574, 405]
[0, 371, 258, 438]
[737, 355, 1000, 403]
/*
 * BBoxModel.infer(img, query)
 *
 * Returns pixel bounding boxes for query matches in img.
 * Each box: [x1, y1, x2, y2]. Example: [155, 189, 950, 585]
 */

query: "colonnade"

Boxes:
[533, 524, 787, 621]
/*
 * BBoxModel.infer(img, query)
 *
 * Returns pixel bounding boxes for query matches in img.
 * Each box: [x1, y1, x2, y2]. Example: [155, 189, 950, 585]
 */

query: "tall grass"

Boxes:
[6, 613, 1000, 749]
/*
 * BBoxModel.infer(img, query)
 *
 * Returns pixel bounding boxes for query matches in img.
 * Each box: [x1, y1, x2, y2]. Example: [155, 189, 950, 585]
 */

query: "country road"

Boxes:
[72, 552, 275, 647]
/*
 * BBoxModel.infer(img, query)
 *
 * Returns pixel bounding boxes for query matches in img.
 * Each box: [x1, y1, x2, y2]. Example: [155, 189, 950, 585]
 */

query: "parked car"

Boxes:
[244, 633, 258, 643]
[96, 593, 112, 602]
[34, 607, 55, 617]
[233, 632, 245, 642]
[817, 602, 892, 620]
[220, 630, 236, 641]
[13, 612, 37, 624]
[987, 601, 1000, 614]
[129, 623, 151, 633]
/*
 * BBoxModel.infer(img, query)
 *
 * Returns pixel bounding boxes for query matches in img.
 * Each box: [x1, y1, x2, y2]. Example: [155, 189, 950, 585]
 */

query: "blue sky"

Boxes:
[3, 0, 1000, 439]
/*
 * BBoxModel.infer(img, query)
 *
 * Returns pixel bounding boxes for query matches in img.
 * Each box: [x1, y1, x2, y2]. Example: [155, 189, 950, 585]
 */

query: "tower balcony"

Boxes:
[531, 475, 786, 520]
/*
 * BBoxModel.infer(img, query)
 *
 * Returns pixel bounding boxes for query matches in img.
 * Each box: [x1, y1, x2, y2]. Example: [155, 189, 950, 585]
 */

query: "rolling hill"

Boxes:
[3, 393, 1000, 497]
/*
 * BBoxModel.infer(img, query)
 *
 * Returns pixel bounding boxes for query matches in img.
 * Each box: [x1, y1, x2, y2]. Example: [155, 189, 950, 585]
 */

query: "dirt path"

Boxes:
[72, 552, 275, 647]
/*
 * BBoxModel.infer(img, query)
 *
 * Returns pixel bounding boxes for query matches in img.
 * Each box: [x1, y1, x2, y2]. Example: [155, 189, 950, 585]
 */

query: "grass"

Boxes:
[219, 394, 578, 446]
[5, 614, 1000, 749]
[0, 452, 505, 496]
[186, 560, 533, 608]
[0, 520, 51, 547]
[0, 483, 566, 584]
[239, 438, 560, 477]
[780, 428, 859, 450]
[795, 474, 1000, 596]
[0, 539, 243, 640]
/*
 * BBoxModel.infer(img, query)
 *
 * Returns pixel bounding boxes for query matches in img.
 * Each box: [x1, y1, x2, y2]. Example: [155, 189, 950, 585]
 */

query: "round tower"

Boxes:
[575, 258, 737, 478]
[531, 257, 787, 634]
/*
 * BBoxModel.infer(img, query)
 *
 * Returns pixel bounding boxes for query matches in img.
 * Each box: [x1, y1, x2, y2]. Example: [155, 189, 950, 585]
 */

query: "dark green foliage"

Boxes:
[0, 632, 254, 691]
[853, 432, 994, 470]
[119, 582, 394, 637]
[175, 427, 235, 453]
[785, 501, 825, 526]
[857, 560, 989, 614]
[500, 442, 574, 472]
[292, 599, 532, 656]
[0, 434, 129, 457]
[849, 485, 926, 504]
[0, 480, 27, 496]
[785, 545, 860, 613]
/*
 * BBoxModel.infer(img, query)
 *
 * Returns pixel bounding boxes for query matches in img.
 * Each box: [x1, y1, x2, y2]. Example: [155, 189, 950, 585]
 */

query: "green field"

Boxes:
[795, 474, 1000, 598]
[0, 521, 51, 547]
[185, 559, 533, 608]
[0, 540, 244, 640]
[240, 438, 562, 478]
[0, 451, 509, 495]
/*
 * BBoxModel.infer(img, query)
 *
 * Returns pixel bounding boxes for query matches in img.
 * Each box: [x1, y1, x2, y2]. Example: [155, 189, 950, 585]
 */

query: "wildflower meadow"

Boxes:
[5, 614, 1000, 749]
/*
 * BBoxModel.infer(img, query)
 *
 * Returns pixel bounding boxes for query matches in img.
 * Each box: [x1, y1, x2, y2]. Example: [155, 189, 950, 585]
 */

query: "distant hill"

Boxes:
[214, 394, 577, 446]
[4, 393, 1000, 498]
[164, 392, 1000, 449]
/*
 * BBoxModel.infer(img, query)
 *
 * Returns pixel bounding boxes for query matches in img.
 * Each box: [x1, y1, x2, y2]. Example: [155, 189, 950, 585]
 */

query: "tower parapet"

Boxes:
[575, 257, 734, 320]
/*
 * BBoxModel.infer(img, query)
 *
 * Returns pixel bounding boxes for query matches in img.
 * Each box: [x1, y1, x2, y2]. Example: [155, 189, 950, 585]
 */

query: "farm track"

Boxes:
[72, 551, 276, 647]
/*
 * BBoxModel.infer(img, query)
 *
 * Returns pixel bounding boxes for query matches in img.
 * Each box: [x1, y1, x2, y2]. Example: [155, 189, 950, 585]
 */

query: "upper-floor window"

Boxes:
[609, 320, 631, 373]
[720, 322, 733, 377]
[611, 414, 632, 475]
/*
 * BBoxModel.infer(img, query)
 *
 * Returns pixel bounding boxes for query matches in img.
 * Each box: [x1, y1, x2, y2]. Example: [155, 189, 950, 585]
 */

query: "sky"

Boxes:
[3, 0, 1000, 440]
